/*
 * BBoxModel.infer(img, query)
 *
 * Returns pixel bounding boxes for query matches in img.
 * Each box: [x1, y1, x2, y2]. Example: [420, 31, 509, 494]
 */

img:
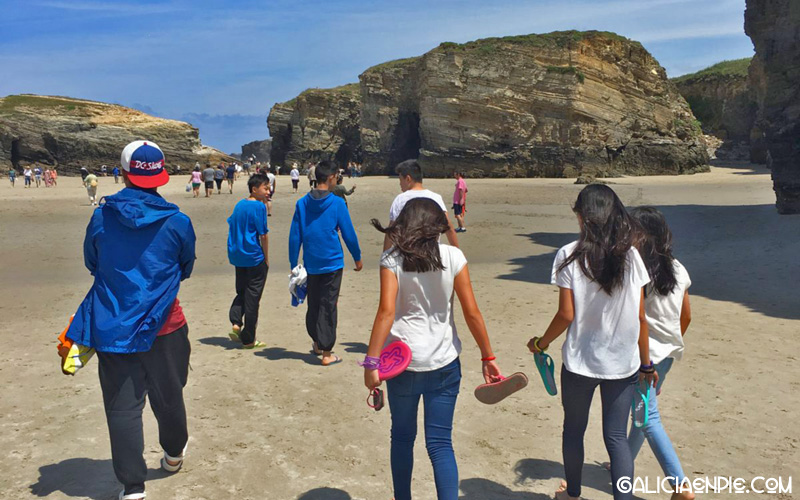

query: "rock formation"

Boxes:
[745, 0, 800, 214]
[0, 95, 233, 175]
[672, 58, 761, 161]
[241, 139, 272, 163]
[267, 84, 361, 168]
[268, 31, 709, 177]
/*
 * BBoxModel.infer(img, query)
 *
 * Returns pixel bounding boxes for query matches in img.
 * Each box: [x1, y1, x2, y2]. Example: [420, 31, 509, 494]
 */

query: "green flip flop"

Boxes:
[534, 352, 558, 396]
[241, 340, 267, 350]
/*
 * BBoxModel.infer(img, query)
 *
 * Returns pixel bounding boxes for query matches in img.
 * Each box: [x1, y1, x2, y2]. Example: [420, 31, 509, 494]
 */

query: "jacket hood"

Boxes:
[102, 187, 180, 229]
[305, 190, 335, 213]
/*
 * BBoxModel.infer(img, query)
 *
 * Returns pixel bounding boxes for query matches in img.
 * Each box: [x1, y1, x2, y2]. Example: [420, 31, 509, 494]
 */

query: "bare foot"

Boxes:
[671, 490, 695, 500]
[321, 352, 342, 366]
[555, 480, 580, 500]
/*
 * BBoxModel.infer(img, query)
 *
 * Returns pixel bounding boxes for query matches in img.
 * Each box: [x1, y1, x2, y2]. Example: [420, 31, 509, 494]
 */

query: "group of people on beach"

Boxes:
[63, 141, 693, 500]
[8, 165, 58, 188]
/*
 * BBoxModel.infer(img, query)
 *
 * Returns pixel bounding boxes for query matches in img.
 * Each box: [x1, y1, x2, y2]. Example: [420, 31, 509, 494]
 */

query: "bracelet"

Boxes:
[481, 356, 496, 362]
[532, 336, 548, 353]
[359, 356, 380, 370]
[639, 361, 655, 374]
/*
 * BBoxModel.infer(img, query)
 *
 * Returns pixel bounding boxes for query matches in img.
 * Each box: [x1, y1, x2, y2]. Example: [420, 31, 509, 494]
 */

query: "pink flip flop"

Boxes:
[474, 372, 529, 405]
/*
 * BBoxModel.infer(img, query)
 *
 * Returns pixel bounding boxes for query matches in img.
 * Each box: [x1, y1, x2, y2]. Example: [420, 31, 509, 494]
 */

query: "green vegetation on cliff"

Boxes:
[282, 83, 360, 107]
[672, 58, 752, 83]
[0, 95, 95, 114]
[437, 30, 641, 56]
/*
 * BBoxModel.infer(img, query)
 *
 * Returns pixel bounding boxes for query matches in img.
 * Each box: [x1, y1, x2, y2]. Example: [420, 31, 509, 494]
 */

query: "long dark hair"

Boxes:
[559, 184, 637, 294]
[629, 207, 677, 296]
[371, 198, 449, 273]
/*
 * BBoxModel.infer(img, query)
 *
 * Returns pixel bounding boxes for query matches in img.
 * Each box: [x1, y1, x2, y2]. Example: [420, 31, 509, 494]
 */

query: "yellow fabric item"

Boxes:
[57, 315, 96, 375]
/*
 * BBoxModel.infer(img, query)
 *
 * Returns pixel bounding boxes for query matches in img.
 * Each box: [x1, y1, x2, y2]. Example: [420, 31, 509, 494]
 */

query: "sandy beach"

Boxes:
[1, 163, 798, 500]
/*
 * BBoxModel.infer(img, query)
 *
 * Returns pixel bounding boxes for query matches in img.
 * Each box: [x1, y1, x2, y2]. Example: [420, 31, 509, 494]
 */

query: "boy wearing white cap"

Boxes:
[66, 140, 196, 500]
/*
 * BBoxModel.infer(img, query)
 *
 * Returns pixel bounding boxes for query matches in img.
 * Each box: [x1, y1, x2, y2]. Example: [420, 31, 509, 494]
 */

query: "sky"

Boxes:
[0, 0, 754, 154]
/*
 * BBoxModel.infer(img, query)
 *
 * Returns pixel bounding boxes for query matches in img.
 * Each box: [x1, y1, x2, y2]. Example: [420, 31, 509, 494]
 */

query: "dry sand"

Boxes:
[1, 163, 798, 500]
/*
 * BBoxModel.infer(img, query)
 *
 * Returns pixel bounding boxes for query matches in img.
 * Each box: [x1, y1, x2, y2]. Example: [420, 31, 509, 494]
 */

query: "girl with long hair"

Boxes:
[528, 184, 657, 500]
[626, 207, 694, 500]
[363, 198, 503, 500]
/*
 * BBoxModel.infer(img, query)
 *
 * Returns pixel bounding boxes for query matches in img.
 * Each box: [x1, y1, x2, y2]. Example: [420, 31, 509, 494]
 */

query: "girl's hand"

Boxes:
[527, 337, 547, 353]
[364, 368, 381, 390]
[482, 360, 503, 384]
[639, 370, 659, 388]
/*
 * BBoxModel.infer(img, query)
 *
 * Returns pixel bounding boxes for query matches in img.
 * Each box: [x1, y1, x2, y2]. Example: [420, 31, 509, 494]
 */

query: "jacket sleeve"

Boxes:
[337, 201, 362, 262]
[179, 217, 197, 281]
[83, 211, 100, 275]
[288, 205, 302, 269]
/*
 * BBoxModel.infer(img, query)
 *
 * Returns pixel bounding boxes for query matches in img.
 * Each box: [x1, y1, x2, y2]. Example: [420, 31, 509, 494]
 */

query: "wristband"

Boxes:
[481, 356, 496, 362]
[532, 336, 548, 353]
[359, 356, 380, 370]
[639, 361, 655, 374]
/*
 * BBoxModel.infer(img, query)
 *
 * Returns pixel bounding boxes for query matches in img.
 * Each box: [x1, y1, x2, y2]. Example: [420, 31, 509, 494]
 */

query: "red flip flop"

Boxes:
[474, 372, 529, 405]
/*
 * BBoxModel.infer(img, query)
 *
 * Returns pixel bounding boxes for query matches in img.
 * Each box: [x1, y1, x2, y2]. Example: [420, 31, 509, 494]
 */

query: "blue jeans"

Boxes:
[387, 358, 461, 500]
[561, 365, 637, 500]
[628, 358, 687, 486]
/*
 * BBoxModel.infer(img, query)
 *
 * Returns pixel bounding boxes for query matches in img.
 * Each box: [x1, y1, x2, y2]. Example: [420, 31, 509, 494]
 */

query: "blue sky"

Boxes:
[0, 0, 754, 154]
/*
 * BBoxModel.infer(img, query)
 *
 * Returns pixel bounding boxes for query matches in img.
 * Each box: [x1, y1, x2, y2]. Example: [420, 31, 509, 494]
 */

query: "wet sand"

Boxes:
[1, 163, 798, 500]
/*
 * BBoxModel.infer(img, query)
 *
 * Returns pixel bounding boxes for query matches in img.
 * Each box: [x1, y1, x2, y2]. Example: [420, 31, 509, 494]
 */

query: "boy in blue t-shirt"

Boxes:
[289, 160, 362, 365]
[227, 174, 271, 348]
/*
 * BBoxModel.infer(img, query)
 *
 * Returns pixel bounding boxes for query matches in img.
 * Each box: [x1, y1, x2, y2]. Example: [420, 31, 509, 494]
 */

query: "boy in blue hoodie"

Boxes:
[289, 160, 362, 366]
[66, 140, 196, 500]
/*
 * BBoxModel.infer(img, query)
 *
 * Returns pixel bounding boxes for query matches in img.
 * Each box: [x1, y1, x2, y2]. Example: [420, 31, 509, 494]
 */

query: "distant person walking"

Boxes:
[8, 168, 16, 187]
[453, 171, 468, 233]
[307, 163, 317, 189]
[289, 160, 362, 366]
[385, 159, 459, 251]
[190, 166, 202, 198]
[266, 169, 276, 216]
[214, 164, 225, 194]
[290, 163, 300, 193]
[101, 164, 108, 177]
[80, 166, 89, 181]
[43, 168, 54, 187]
[226, 162, 236, 193]
[23, 166, 33, 188]
[227, 174, 271, 349]
[34, 165, 42, 187]
[50, 167, 58, 186]
[113, 166, 120, 184]
[84, 172, 99, 205]
[65, 140, 196, 500]
[332, 174, 356, 207]
[202, 163, 215, 197]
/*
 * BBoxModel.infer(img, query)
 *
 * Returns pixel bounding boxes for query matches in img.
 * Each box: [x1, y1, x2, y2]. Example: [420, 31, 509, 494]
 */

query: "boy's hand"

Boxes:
[354, 260, 363, 272]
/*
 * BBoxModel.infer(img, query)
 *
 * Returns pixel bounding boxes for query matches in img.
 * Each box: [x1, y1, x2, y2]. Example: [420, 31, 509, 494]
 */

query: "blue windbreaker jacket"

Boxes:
[66, 187, 196, 353]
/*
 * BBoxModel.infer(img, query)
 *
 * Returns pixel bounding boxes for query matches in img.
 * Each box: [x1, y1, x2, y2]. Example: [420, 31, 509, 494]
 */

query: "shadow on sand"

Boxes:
[254, 347, 321, 365]
[197, 335, 241, 350]
[297, 487, 352, 499]
[499, 204, 800, 320]
[340, 341, 368, 354]
[29, 458, 169, 499]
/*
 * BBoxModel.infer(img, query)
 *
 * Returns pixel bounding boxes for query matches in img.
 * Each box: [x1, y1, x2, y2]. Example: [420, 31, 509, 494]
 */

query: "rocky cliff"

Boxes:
[267, 84, 361, 168]
[745, 0, 800, 214]
[241, 139, 272, 163]
[0, 95, 233, 175]
[268, 31, 709, 177]
[672, 58, 761, 161]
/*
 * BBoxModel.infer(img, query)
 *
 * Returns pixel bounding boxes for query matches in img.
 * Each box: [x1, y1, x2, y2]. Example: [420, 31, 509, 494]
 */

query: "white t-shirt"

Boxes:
[380, 244, 467, 371]
[290, 168, 300, 180]
[389, 189, 448, 222]
[646, 259, 691, 364]
[267, 172, 276, 189]
[552, 241, 651, 379]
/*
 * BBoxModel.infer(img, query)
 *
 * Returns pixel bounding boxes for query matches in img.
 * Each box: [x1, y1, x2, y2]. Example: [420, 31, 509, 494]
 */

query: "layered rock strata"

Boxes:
[0, 95, 232, 175]
[269, 31, 709, 177]
[745, 0, 800, 214]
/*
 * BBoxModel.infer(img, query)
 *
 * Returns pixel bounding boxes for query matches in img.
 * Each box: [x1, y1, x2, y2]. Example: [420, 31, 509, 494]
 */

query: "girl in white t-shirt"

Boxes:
[528, 184, 657, 500]
[363, 198, 503, 500]
[627, 207, 694, 500]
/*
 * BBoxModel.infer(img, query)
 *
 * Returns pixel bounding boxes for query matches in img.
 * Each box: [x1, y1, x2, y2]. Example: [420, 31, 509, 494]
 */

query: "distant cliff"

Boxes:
[268, 31, 708, 178]
[746, 0, 800, 214]
[672, 58, 762, 162]
[241, 139, 272, 163]
[0, 95, 233, 175]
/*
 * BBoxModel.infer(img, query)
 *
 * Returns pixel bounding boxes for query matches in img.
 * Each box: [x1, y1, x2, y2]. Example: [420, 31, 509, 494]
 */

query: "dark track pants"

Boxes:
[561, 365, 637, 500]
[229, 261, 268, 345]
[97, 325, 191, 496]
[305, 268, 343, 351]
